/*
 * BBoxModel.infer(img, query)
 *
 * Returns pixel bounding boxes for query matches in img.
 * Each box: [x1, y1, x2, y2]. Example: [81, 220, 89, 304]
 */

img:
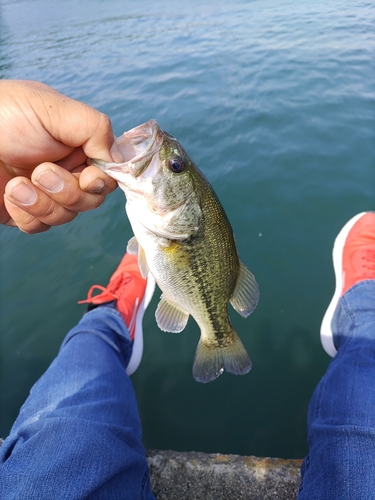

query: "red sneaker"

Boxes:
[79, 253, 155, 374]
[321, 212, 375, 357]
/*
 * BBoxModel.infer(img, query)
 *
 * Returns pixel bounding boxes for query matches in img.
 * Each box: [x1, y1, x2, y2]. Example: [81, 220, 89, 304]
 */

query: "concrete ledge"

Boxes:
[0, 439, 302, 498]
[147, 449, 302, 500]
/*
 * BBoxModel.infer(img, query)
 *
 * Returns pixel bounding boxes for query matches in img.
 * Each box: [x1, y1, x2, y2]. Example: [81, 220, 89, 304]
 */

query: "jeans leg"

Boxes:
[0, 306, 155, 500]
[298, 281, 375, 500]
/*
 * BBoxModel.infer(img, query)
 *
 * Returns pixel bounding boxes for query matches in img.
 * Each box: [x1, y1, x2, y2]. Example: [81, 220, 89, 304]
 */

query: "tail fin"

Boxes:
[192, 331, 252, 383]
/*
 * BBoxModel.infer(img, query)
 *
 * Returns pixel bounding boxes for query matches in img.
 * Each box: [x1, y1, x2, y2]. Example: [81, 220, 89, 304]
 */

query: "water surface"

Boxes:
[0, 0, 374, 459]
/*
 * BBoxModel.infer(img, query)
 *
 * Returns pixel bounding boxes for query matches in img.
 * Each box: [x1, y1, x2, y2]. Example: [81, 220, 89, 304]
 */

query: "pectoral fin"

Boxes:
[155, 295, 189, 333]
[127, 237, 149, 279]
[230, 261, 259, 318]
[137, 246, 149, 279]
[126, 236, 139, 255]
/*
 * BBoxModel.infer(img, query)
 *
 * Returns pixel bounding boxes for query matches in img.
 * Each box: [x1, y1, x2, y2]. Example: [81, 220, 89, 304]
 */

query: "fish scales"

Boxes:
[151, 162, 239, 349]
[92, 119, 259, 383]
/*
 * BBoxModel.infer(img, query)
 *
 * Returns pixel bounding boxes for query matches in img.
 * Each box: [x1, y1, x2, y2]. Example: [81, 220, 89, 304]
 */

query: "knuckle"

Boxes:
[63, 189, 82, 207]
[35, 201, 76, 225]
[16, 213, 50, 234]
[22, 223, 51, 234]
[38, 201, 58, 220]
[99, 112, 112, 132]
[77, 193, 104, 212]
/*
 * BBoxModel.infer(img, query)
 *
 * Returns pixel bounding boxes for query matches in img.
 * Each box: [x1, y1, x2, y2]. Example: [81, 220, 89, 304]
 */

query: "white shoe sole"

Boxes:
[126, 273, 156, 375]
[320, 212, 366, 357]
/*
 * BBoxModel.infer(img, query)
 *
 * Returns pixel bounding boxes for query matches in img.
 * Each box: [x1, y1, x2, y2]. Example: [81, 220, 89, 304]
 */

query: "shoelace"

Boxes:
[78, 285, 117, 304]
[78, 276, 141, 339]
[79, 275, 133, 304]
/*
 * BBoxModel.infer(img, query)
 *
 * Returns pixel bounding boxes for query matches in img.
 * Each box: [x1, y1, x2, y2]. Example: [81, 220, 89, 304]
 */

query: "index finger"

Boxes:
[47, 103, 116, 163]
[19, 82, 122, 163]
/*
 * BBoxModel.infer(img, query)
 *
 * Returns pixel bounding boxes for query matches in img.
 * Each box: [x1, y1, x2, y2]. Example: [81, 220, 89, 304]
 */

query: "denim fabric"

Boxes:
[299, 281, 375, 500]
[0, 306, 155, 500]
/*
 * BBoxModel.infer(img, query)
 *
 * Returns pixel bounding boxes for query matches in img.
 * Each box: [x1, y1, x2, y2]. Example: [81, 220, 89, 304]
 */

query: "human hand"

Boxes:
[0, 80, 122, 233]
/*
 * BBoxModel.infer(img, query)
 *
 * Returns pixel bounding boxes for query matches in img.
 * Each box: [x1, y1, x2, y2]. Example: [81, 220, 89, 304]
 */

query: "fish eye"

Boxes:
[168, 157, 185, 173]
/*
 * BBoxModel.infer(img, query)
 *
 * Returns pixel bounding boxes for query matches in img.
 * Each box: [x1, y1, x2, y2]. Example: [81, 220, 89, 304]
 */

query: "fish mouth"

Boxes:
[92, 119, 163, 179]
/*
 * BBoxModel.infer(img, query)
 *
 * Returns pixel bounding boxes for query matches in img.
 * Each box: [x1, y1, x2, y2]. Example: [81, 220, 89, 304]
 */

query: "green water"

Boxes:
[0, 0, 374, 459]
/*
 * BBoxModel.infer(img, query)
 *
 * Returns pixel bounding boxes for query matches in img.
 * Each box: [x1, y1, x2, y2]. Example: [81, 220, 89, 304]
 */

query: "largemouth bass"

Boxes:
[92, 120, 259, 383]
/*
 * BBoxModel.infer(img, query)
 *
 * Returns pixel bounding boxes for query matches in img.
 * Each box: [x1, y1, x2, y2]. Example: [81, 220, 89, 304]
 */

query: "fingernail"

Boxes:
[11, 182, 37, 205]
[86, 178, 106, 193]
[110, 142, 124, 163]
[36, 169, 64, 193]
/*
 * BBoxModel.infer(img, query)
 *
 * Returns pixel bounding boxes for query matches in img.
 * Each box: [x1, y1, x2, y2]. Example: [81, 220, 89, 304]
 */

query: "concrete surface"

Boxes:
[147, 449, 302, 500]
[0, 439, 302, 499]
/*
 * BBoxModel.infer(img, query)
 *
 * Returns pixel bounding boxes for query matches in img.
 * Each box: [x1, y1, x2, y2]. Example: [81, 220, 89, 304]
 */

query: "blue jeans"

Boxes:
[0, 306, 156, 500]
[298, 281, 375, 500]
[2, 285, 375, 499]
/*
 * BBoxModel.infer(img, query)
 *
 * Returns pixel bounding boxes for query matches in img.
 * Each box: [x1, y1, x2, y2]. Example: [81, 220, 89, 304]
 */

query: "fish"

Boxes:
[92, 119, 259, 383]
